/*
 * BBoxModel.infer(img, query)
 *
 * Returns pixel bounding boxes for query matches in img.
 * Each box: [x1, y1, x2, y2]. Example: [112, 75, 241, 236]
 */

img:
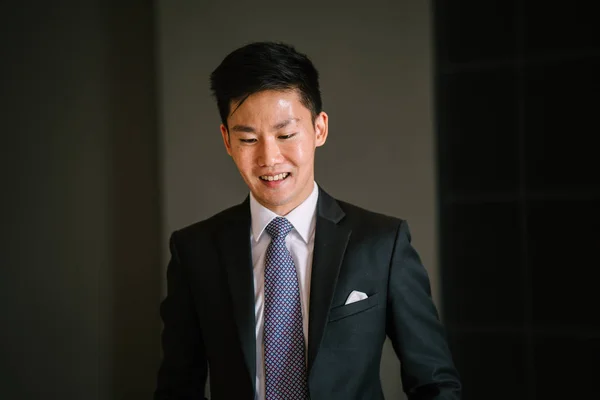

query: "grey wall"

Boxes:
[157, 1, 437, 398]
[2, 3, 160, 399]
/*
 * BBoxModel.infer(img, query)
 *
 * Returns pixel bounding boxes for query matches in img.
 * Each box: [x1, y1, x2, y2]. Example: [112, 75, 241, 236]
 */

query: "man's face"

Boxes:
[221, 89, 328, 216]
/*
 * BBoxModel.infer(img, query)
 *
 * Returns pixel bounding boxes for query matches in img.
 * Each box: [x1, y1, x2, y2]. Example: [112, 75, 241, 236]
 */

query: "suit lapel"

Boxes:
[307, 188, 352, 373]
[216, 190, 351, 383]
[216, 198, 256, 391]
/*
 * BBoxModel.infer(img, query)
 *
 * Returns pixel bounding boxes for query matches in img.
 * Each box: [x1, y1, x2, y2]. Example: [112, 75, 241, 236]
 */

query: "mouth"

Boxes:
[259, 172, 290, 182]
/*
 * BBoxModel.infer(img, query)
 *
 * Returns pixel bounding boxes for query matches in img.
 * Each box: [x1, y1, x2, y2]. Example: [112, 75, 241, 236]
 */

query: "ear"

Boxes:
[220, 124, 232, 156]
[314, 111, 329, 147]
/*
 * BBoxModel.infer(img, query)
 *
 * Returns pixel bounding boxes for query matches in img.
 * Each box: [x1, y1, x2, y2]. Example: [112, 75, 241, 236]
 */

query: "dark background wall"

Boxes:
[433, 1, 600, 399]
[2, 2, 161, 399]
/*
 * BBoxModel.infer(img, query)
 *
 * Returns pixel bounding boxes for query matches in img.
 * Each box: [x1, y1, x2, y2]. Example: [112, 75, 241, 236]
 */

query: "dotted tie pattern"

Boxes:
[264, 217, 309, 400]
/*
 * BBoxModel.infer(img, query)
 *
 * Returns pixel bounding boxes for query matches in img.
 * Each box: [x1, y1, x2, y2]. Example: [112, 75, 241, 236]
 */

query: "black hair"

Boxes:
[209, 41, 322, 128]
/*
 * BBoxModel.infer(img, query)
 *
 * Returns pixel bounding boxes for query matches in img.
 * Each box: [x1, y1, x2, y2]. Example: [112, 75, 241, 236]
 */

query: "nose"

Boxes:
[257, 137, 283, 167]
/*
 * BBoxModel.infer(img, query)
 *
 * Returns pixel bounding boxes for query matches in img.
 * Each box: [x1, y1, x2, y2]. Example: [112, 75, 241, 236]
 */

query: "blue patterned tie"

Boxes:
[264, 217, 309, 400]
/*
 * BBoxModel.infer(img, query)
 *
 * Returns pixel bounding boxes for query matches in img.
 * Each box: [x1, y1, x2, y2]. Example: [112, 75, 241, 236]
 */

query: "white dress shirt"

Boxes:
[249, 181, 319, 400]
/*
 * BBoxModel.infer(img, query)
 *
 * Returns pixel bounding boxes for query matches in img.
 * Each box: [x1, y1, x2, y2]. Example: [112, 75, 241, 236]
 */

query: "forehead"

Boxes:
[228, 89, 310, 125]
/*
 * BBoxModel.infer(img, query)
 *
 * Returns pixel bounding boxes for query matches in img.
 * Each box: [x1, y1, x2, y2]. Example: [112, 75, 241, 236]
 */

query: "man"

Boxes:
[154, 42, 461, 400]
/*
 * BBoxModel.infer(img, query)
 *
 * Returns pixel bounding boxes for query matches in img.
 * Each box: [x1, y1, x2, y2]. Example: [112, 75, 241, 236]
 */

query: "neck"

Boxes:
[259, 181, 315, 216]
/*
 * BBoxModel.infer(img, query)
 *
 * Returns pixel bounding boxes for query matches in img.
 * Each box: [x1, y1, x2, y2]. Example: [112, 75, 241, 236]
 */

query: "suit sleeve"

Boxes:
[154, 231, 208, 400]
[386, 221, 462, 400]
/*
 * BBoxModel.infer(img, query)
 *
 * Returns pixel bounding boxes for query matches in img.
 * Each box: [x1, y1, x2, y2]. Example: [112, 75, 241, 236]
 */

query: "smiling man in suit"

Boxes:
[154, 42, 461, 400]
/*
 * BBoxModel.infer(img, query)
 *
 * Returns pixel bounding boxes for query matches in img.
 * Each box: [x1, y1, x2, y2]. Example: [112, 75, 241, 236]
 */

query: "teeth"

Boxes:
[261, 172, 289, 181]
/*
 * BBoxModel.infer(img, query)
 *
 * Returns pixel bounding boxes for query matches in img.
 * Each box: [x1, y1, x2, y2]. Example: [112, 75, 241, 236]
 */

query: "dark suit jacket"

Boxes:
[154, 187, 461, 399]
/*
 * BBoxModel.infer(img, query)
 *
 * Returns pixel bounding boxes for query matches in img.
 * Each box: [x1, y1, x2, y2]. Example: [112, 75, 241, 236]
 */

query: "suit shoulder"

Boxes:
[336, 199, 405, 231]
[172, 202, 246, 242]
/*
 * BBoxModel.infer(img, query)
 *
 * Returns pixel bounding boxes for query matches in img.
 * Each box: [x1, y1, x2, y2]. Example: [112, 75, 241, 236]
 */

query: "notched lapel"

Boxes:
[307, 189, 351, 373]
[216, 199, 256, 391]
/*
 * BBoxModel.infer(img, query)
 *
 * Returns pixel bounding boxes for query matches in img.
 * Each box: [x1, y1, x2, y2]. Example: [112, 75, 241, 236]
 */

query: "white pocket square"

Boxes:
[344, 290, 368, 305]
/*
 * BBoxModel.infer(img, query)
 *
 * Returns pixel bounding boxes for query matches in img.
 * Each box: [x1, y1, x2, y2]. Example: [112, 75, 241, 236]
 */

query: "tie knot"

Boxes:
[265, 217, 293, 240]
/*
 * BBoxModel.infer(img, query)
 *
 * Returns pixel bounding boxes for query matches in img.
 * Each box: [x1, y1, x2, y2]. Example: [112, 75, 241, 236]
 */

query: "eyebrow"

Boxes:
[272, 118, 299, 130]
[230, 124, 256, 133]
[230, 118, 299, 134]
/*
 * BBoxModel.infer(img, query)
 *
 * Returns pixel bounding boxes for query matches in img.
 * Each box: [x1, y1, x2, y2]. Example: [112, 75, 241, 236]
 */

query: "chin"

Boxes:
[259, 192, 293, 207]
[265, 195, 291, 207]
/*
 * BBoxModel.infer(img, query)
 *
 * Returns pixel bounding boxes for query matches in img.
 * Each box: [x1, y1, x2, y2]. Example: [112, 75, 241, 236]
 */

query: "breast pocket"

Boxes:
[328, 293, 380, 322]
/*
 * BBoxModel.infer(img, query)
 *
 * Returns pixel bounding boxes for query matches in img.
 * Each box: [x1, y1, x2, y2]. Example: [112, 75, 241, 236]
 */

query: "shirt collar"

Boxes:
[250, 181, 319, 243]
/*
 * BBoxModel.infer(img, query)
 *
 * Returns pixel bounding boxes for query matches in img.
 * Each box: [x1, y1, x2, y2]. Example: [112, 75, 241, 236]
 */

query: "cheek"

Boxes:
[231, 151, 254, 173]
[286, 141, 312, 164]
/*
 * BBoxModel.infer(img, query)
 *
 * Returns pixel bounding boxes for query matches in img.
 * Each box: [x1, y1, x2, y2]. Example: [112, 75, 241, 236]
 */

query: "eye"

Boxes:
[279, 133, 297, 140]
[240, 138, 257, 143]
